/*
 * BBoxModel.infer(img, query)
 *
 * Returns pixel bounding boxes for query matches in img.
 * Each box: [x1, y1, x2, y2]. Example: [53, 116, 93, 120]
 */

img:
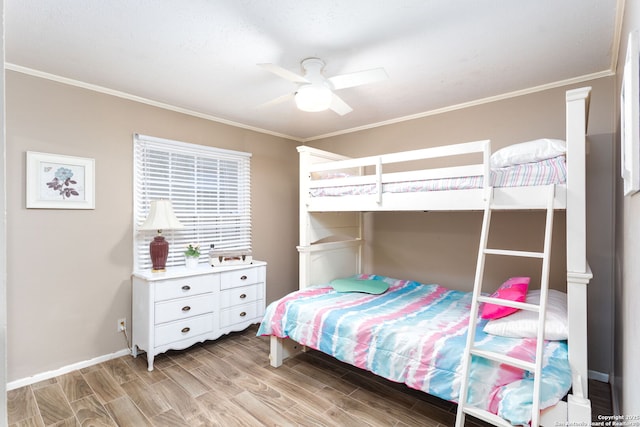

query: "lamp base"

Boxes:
[149, 235, 169, 272]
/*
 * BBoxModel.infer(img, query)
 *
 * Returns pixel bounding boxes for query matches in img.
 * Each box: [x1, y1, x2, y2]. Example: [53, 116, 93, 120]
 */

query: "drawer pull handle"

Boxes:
[240, 294, 247, 299]
[182, 306, 191, 312]
[240, 275, 248, 280]
[181, 327, 190, 333]
[181, 285, 191, 291]
[240, 311, 247, 317]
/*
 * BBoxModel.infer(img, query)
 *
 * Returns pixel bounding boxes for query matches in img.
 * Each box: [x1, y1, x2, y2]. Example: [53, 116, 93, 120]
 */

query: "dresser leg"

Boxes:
[147, 355, 154, 371]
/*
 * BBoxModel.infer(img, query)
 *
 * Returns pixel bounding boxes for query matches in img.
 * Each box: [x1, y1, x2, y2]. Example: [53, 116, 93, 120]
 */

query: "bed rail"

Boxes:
[308, 139, 490, 173]
[304, 140, 491, 206]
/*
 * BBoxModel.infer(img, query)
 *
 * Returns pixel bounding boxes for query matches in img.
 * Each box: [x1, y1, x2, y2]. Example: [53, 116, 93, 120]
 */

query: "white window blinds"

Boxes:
[133, 134, 252, 270]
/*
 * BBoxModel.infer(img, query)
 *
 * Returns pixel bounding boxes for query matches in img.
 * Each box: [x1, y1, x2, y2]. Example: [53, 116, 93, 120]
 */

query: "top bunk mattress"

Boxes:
[309, 155, 566, 197]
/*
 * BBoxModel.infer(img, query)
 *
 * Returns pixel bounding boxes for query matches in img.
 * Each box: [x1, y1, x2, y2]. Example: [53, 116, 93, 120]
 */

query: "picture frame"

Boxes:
[621, 30, 640, 196]
[26, 151, 95, 209]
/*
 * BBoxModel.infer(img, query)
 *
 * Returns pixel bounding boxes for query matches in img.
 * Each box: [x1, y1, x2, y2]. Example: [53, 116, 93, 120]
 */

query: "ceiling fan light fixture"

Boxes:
[295, 84, 332, 112]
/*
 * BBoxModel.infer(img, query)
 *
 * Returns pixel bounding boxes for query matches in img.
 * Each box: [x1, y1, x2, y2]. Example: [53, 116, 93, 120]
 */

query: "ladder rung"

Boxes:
[477, 296, 540, 312]
[484, 248, 544, 258]
[461, 405, 514, 427]
[470, 348, 537, 372]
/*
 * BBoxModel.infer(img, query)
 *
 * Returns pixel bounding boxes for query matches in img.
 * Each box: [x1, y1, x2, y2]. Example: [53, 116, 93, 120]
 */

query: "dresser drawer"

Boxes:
[220, 301, 264, 328]
[220, 267, 259, 290]
[155, 294, 215, 324]
[155, 314, 214, 347]
[219, 284, 263, 308]
[154, 275, 216, 302]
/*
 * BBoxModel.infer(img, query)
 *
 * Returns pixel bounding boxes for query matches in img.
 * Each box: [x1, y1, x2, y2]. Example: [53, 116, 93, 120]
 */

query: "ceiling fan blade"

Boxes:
[329, 93, 353, 116]
[258, 63, 309, 83]
[329, 67, 388, 90]
[256, 92, 294, 109]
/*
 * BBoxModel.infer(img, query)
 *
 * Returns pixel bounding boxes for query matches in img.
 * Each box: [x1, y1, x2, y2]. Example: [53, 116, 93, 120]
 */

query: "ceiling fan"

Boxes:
[258, 58, 388, 115]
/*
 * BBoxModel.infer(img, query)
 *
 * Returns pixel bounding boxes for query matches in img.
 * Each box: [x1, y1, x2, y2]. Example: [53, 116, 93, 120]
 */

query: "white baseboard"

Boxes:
[609, 374, 621, 416]
[588, 369, 610, 383]
[6, 348, 132, 390]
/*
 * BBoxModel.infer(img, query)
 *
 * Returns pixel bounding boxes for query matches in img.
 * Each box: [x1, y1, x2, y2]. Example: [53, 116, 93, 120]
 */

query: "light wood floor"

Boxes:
[8, 325, 612, 426]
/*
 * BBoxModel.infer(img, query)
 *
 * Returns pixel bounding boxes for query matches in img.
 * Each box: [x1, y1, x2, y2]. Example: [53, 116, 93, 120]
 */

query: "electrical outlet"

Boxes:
[118, 318, 126, 332]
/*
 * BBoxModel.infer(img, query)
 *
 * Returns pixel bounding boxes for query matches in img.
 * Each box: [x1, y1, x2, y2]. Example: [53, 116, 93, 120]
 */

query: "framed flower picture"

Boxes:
[621, 30, 640, 196]
[26, 151, 95, 209]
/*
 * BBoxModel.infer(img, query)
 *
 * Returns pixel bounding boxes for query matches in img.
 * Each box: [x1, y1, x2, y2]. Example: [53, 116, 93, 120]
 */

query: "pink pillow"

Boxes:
[480, 277, 530, 319]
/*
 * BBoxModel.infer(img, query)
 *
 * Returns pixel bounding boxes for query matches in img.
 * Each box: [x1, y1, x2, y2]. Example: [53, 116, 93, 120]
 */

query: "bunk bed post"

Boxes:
[298, 146, 313, 288]
[565, 87, 592, 420]
[566, 87, 590, 273]
[297, 146, 364, 289]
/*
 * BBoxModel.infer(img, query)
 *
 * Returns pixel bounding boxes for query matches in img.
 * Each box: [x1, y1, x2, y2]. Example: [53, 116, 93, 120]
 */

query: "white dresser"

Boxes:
[132, 261, 266, 370]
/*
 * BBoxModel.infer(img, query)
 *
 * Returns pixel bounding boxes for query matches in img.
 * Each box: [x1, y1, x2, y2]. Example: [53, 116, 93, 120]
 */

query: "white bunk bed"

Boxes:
[261, 87, 592, 425]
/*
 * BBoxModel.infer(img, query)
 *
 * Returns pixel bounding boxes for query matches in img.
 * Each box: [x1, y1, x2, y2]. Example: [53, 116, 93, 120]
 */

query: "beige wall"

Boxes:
[5, 71, 300, 382]
[309, 79, 616, 376]
[614, 0, 640, 416]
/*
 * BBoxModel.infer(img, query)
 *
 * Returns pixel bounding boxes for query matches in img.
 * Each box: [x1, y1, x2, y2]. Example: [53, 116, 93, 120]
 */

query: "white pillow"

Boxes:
[483, 289, 568, 340]
[490, 138, 566, 168]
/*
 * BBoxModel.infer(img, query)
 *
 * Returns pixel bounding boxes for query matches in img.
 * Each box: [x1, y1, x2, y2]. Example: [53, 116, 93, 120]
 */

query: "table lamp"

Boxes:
[139, 200, 184, 272]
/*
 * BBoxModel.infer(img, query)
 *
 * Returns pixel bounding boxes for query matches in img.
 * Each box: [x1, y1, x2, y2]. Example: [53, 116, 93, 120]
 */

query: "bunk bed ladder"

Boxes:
[455, 184, 555, 427]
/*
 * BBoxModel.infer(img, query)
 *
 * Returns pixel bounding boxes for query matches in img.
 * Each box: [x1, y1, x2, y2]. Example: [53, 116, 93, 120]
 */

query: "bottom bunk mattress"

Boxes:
[257, 275, 571, 426]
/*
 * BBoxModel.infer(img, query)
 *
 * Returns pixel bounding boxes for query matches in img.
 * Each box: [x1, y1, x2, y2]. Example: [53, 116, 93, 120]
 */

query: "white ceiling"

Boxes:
[5, 0, 622, 141]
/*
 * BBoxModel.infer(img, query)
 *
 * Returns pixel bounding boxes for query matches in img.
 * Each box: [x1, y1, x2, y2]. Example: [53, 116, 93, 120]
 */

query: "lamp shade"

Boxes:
[295, 84, 333, 112]
[139, 200, 184, 232]
[140, 200, 183, 272]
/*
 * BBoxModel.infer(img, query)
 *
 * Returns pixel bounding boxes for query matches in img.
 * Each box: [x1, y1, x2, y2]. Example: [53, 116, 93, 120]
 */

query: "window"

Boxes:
[133, 134, 251, 270]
